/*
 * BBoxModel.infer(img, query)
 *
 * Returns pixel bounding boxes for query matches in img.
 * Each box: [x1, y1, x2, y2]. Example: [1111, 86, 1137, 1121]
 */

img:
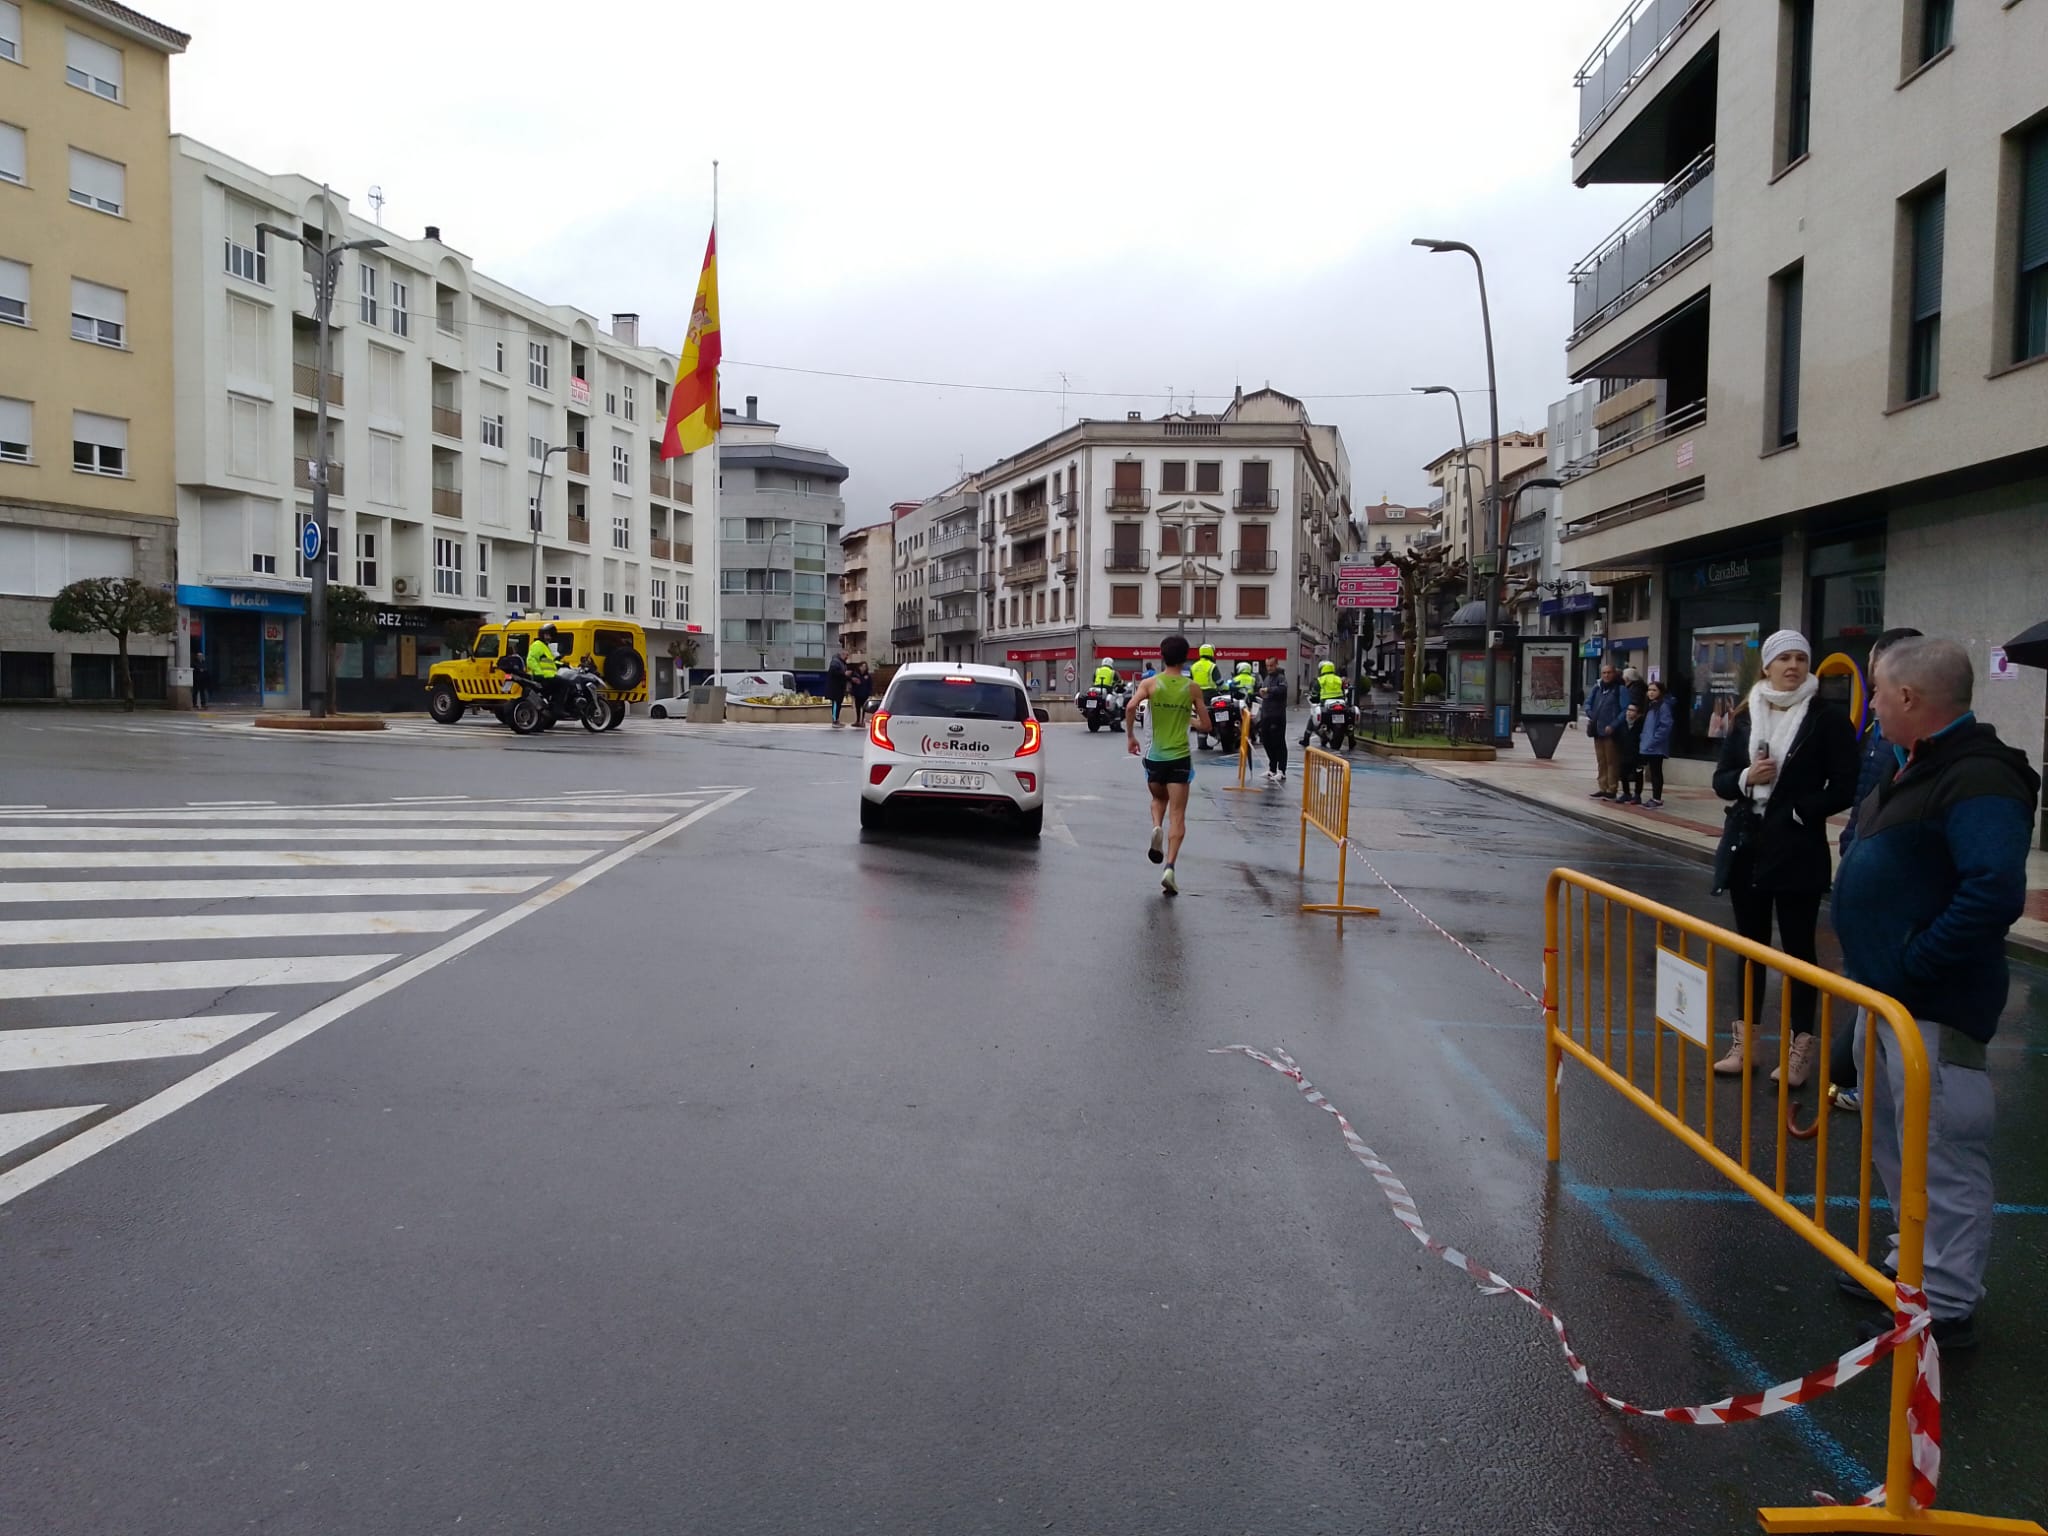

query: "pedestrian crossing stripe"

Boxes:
[0, 787, 751, 1204]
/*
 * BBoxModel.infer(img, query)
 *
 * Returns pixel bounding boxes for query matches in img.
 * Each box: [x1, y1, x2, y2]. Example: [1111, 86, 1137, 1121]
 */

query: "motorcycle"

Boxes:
[1078, 685, 1125, 733]
[501, 657, 609, 735]
[1313, 697, 1353, 752]
[1208, 693, 1244, 755]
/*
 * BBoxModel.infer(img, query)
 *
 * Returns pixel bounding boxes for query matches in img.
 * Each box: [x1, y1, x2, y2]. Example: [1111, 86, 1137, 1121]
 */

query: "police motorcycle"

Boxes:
[498, 627, 610, 736]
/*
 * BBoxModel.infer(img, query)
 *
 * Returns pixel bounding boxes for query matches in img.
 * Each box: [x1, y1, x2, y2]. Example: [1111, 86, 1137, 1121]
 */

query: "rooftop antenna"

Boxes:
[367, 185, 385, 226]
[1058, 372, 1069, 430]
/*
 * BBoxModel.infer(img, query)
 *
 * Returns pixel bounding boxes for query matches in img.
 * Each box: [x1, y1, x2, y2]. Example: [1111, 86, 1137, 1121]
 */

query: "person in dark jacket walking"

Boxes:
[824, 649, 849, 726]
[1582, 663, 1628, 799]
[1710, 629, 1860, 1089]
[1831, 637, 2039, 1347]
[1635, 679, 1675, 806]
[1256, 666, 1289, 783]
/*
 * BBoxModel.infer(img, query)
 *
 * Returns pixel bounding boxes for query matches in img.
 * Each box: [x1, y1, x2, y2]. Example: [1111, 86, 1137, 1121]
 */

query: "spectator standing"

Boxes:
[191, 651, 211, 711]
[1617, 703, 1646, 803]
[848, 661, 873, 725]
[1709, 629, 1859, 1088]
[824, 649, 849, 727]
[1622, 665, 1648, 709]
[1582, 663, 1628, 799]
[1257, 666, 1289, 783]
[1636, 679, 1674, 807]
[1831, 637, 2039, 1348]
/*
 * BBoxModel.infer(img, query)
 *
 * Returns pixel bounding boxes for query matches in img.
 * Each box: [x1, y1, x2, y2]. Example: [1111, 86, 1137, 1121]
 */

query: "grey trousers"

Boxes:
[1858, 1010, 1996, 1320]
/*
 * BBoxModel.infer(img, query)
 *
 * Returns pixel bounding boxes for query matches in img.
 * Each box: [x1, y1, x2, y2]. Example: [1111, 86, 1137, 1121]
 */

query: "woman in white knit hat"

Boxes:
[1709, 628, 1859, 1087]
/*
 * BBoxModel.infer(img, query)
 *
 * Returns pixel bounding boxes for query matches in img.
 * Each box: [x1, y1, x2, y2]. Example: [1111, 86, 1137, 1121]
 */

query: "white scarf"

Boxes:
[1743, 673, 1818, 806]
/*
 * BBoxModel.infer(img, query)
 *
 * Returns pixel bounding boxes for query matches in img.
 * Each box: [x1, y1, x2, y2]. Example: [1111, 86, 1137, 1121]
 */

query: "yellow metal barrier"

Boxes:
[1543, 869, 2042, 1536]
[1219, 706, 1258, 793]
[1297, 747, 1378, 920]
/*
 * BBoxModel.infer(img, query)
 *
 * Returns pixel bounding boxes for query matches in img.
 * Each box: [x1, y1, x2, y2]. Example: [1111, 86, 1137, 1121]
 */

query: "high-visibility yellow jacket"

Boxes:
[1190, 658, 1219, 693]
[1317, 672, 1345, 701]
[526, 638, 561, 679]
[1093, 666, 1118, 688]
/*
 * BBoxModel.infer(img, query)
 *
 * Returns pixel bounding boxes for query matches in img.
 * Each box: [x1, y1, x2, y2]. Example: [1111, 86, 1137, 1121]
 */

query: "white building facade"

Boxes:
[168, 138, 707, 708]
[975, 389, 1354, 695]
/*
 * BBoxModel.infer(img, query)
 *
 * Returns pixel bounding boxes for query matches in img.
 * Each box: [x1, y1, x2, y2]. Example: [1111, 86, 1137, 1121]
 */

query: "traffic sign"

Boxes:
[300, 519, 323, 564]
[1336, 562, 1400, 610]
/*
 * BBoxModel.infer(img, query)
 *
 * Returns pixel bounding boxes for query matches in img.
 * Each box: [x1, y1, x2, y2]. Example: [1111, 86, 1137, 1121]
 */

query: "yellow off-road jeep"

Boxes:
[425, 619, 649, 732]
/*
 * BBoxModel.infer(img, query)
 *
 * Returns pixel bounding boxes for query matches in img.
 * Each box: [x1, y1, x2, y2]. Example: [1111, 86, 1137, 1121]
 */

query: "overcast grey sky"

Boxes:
[164, 0, 1642, 524]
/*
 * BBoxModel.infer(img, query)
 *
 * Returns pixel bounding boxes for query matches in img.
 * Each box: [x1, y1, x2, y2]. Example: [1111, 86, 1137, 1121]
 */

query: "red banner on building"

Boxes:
[1005, 647, 1076, 663]
[1094, 643, 1288, 663]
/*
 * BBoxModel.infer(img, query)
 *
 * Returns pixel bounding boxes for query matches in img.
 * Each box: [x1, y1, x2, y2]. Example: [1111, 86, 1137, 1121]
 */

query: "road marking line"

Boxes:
[0, 909, 481, 946]
[0, 826, 635, 843]
[0, 790, 750, 1208]
[1043, 801, 1079, 847]
[0, 1014, 273, 1072]
[0, 1107, 104, 1159]
[0, 849, 601, 869]
[0, 805, 48, 810]
[391, 795, 470, 802]
[0, 953, 396, 1001]
[12, 808, 672, 825]
[0, 876, 546, 904]
[187, 800, 277, 807]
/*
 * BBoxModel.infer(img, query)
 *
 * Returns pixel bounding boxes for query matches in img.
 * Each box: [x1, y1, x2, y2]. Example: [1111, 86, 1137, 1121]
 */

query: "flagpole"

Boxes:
[707, 158, 722, 680]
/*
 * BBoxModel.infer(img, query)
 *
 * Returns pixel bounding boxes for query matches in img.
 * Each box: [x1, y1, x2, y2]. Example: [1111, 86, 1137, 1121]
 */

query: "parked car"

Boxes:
[646, 693, 689, 720]
[860, 662, 1047, 837]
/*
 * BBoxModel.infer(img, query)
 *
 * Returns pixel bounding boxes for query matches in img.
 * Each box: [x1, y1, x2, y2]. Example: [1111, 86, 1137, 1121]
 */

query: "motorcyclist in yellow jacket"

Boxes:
[1093, 662, 1118, 689]
[526, 623, 567, 714]
[1188, 645, 1221, 747]
[1230, 661, 1258, 699]
[1303, 660, 1346, 745]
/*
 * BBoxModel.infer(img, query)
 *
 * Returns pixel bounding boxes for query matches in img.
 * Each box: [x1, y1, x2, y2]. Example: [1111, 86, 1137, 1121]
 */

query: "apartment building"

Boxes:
[716, 397, 845, 674]
[887, 498, 933, 666]
[0, 0, 188, 702]
[922, 482, 980, 666]
[974, 388, 1354, 694]
[168, 138, 706, 709]
[1422, 430, 1547, 579]
[1560, 0, 2048, 778]
[1357, 498, 1440, 561]
[839, 520, 883, 664]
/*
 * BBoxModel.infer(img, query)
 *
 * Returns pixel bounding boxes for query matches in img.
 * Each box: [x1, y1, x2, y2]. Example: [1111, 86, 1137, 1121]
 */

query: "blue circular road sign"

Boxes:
[301, 520, 323, 564]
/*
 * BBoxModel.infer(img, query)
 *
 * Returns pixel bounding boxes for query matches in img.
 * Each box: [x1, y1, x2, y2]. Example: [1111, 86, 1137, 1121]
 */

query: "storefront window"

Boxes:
[1667, 550, 1781, 755]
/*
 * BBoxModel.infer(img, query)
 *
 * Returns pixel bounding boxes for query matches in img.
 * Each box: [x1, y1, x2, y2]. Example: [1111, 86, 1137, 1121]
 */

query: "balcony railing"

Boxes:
[1004, 557, 1048, 585]
[1005, 502, 1049, 535]
[649, 469, 673, 499]
[1574, 0, 1714, 152]
[933, 605, 977, 634]
[1560, 476, 1707, 542]
[1559, 399, 1707, 482]
[932, 526, 979, 558]
[1231, 549, 1278, 574]
[650, 536, 672, 560]
[928, 568, 980, 598]
[293, 461, 344, 496]
[1104, 547, 1152, 573]
[891, 621, 925, 645]
[1054, 492, 1078, 519]
[291, 364, 343, 405]
[1056, 550, 1077, 579]
[979, 571, 995, 593]
[673, 543, 694, 566]
[568, 516, 591, 545]
[1570, 148, 1714, 343]
[431, 405, 462, 439]
[1233, 487, 1278, 511]
[1163, 419, 1222, 438]
[1106, 486, 1151, 512]
[433, 487, 462, 519]
[565, 449, 590, 476]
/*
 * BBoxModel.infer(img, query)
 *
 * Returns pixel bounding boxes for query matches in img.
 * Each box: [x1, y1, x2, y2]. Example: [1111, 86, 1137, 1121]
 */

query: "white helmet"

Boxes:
[1236, 661, 1253, 675]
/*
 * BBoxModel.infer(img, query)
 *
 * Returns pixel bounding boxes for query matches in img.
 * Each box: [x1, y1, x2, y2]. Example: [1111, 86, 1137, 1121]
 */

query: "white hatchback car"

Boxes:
[861, 662, 1048, 837]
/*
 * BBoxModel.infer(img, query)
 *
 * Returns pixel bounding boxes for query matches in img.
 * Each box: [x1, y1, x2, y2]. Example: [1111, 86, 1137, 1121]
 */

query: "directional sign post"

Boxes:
[1335, 563, 1400, 611]
[300, 518, 323, 567]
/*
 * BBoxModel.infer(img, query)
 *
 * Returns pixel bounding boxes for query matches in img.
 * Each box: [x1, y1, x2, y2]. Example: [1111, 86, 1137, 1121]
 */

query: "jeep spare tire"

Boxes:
[601, 647, 645, 690]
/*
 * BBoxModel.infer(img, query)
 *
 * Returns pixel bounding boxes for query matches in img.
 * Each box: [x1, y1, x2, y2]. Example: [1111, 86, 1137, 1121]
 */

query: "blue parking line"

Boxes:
[1429, 1032, 1874, 1493]
[1580, 1186, 2048, 1217]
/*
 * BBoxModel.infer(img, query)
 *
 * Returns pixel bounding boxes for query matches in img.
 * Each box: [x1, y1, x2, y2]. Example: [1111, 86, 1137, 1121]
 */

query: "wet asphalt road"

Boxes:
[0, 711, 2042, 1534]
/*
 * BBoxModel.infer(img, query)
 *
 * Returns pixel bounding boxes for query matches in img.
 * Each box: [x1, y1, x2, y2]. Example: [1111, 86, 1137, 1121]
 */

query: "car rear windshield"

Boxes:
[887, 678, 1027, 721]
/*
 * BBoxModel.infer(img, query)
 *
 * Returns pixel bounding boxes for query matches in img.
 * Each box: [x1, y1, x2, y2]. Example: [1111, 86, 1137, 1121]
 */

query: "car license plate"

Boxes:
[921, 770, 986, 790]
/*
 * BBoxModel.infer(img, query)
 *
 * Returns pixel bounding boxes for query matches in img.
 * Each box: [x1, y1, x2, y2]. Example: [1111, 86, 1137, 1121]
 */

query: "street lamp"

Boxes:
[528, 443, 570, 612]
[258, 196, 384, 718]
[759, 525, 792, 668]
[1413, 237, 1507, 737]
[1412, 385, 1488, 598]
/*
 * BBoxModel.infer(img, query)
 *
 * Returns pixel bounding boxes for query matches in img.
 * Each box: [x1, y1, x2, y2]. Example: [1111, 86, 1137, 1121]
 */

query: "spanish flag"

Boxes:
[660, 228, 720, 459]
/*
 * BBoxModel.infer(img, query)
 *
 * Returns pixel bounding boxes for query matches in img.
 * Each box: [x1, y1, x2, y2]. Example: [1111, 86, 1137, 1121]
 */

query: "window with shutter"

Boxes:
[0, 122, 24, 187]
[1775, 265, 1803, 447]
[64, 30, 122, 101]
[0, 396, 30, 463]
[2017, 124, 2048, 363]
[0, 257, 27, 327]
[69, 278, 125, 347]
[67, 148, 124, 215]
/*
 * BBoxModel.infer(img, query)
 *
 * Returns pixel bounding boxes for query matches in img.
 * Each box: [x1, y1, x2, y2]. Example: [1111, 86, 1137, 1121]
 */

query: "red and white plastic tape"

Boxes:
[1216, 1042, 1942, 1509]
[1340, 842, 1545, 1006]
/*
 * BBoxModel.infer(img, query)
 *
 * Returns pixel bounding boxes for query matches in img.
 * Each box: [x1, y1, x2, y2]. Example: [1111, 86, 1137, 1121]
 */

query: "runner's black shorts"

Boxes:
[1143, 756, 1193, 786]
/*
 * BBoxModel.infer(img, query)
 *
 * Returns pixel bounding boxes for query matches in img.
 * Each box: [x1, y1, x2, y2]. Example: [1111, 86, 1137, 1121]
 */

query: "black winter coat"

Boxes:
[1712, 699, 1859, 893]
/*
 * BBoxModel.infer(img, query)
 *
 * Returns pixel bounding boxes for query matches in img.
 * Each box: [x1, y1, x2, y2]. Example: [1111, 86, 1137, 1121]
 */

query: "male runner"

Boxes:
[1125, 635, 1212, 896]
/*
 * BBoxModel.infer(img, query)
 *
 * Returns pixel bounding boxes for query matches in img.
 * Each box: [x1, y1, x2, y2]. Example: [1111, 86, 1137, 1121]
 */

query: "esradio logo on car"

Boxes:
[921, 735, 992, 755]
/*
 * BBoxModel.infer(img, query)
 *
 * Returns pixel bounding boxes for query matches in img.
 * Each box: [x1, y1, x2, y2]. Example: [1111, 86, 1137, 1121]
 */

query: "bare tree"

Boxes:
[47, 578, 176, 712]
[1374, 546, 1470, 708]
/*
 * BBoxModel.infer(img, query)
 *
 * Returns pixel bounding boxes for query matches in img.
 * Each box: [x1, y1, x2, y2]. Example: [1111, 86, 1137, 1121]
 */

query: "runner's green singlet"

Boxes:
[1147, 672, 1193, 761]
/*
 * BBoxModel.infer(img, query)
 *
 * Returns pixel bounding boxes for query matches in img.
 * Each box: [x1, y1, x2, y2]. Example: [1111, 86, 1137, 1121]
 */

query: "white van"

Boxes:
[709, 670, 796, 700]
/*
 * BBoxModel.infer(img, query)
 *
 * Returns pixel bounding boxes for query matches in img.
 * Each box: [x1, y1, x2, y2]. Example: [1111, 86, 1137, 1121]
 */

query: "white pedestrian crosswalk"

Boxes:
[0, 787, 745, 1203]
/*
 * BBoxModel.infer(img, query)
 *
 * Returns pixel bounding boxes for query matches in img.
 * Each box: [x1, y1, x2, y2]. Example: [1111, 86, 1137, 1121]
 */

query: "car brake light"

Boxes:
[869, 710, 895, 750]
[944, 675, 975, 684]
[869, 764, 891, 786]
[1016, 771, 1036, 793]
[1017, 717, 1042, 756]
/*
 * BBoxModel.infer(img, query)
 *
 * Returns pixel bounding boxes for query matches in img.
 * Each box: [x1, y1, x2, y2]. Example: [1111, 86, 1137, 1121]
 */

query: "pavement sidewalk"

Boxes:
[1406, 722, 2048, 963]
